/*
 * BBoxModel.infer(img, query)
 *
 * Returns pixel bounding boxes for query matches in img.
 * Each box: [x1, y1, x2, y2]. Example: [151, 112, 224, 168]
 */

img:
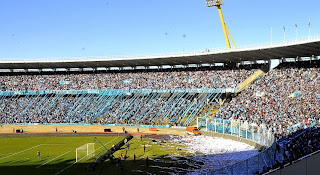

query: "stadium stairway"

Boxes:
[206, 67, 269, 122]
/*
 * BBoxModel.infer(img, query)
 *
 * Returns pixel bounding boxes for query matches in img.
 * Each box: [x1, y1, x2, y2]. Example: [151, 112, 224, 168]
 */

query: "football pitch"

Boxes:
[0, 134, 192, 175]
[0, 135, 124, 175]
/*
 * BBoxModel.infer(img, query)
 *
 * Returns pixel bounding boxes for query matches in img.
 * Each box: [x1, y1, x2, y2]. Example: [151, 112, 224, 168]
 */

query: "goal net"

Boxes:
[76, 143, 95, 162]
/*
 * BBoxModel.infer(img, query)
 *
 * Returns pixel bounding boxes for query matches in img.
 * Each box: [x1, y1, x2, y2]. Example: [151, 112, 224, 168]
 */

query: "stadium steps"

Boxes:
[176, 115, 185, 125]
[201, 104, 219, 117]
[234, 69, 267, 94]
[156, 116, 166, 125]
[180, 116, 188, 125]
[197, 97, 223, 119]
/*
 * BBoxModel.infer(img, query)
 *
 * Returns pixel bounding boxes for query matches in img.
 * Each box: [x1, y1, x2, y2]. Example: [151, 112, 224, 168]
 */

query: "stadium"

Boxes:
[0, 0, 320, 175]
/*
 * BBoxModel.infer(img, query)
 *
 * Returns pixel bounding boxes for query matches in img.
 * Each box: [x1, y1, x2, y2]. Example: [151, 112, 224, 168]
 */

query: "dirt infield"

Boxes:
[0, 125, 186, 137]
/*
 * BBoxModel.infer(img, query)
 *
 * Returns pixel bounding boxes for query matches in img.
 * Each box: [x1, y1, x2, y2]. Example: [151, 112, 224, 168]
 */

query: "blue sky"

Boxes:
[0, 0, 319, 59]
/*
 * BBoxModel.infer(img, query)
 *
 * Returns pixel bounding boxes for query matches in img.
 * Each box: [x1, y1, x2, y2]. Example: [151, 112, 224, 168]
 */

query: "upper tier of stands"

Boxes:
[0, 68, 255, 91]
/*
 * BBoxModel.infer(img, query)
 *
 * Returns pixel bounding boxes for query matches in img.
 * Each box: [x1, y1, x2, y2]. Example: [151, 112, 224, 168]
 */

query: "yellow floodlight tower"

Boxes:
[206, 0, 237, 49]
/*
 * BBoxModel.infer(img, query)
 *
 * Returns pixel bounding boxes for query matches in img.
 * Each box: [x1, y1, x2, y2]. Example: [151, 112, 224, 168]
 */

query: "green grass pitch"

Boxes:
[0, 135, 191, 175]
[0, 136, 124, 175]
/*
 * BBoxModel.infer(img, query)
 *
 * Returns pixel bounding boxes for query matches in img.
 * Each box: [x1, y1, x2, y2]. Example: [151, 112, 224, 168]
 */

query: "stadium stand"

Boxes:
[0, 68, 254, 91]
[0, 92, 215, 125]
[0, 61, 318, 132]
[0, 67, 256, 125]
[215, 61, 320, 139]
[0, 57, 319, 174]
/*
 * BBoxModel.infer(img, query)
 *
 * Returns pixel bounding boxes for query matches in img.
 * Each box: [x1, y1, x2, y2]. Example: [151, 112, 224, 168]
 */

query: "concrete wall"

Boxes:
[269, 150, 320, 175]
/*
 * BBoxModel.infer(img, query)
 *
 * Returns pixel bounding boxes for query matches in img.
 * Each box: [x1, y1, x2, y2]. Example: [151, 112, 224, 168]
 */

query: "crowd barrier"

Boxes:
[101, 124, 171, 128]
[42, 123, 92, 126]
[9, 123, 175, 129]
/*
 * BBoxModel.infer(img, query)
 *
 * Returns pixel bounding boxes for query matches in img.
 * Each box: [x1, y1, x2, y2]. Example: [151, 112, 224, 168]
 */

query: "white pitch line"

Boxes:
[42, 144, 66, 146]
[0, 144, 66, 160]
[36, 150, 72, 168]
[0, 153, 14, 156]
[0, 144, 41, 160]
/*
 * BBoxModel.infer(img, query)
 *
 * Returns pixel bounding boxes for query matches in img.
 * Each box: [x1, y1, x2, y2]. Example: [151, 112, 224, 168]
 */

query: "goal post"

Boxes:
[76, 143, 95, 162]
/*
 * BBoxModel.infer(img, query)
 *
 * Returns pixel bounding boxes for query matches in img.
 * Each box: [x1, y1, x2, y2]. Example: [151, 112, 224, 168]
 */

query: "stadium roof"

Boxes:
[1, 37, 320, 69]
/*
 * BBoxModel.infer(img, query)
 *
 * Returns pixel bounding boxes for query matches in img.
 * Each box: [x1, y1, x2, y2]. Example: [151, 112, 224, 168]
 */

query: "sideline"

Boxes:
[55, 136, 120, 175]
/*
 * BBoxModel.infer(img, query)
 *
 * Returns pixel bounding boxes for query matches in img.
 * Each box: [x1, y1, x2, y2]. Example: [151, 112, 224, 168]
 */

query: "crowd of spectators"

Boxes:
[0, 61, 319, 174]
[100, 94, 208, 125]
[215, 62, 320, 138]
[0, 96, 90, 124]
[0, 62, 319, 139]
[0, 68, 252, 125]
[0, 68, 254, 91]
[0, 92, 209, 125]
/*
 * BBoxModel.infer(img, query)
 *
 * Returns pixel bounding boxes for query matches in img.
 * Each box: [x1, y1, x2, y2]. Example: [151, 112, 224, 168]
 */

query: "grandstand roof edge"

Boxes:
[0, 37, 320, 69]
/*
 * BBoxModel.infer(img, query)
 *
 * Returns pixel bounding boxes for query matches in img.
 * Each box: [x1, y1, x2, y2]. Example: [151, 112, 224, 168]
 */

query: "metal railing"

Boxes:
[198, 118, 276, 175]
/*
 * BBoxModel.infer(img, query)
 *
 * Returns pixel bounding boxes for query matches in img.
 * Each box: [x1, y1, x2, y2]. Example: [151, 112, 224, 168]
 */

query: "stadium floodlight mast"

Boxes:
[308, 20, 311, 40]
[295, 22, 298, 42]
[270, 27, 273, 45]
[283, 25, 286, 43]
[205, 0, 237, 49]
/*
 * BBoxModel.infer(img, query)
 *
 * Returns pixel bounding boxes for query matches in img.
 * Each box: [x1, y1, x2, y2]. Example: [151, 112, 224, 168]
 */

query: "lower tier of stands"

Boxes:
[0, 89, 223, 126]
